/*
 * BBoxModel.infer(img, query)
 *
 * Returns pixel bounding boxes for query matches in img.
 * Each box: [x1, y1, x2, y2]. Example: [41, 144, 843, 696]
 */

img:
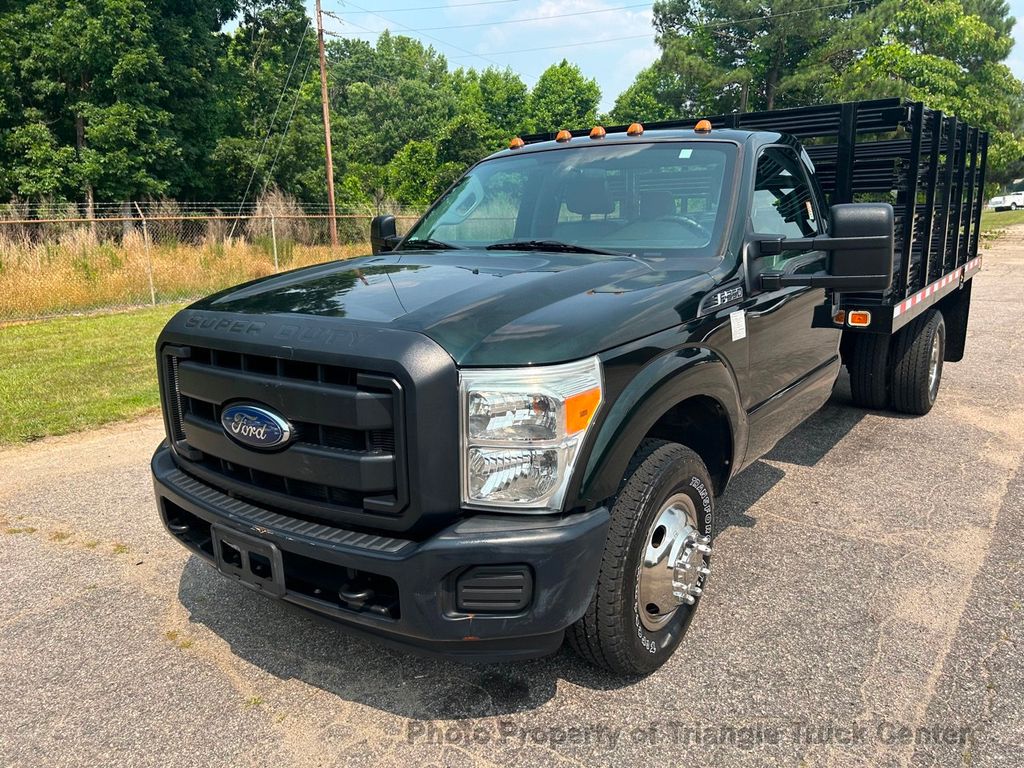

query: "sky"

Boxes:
[320, 0, 1024, 114]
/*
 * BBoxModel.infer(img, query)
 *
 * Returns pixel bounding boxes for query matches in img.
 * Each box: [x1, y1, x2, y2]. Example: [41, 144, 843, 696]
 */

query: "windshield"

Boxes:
[402, 141, 737, 260]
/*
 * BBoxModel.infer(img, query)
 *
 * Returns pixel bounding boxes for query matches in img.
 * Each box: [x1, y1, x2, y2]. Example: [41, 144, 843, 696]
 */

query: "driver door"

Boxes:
[743, 146, 842, 459]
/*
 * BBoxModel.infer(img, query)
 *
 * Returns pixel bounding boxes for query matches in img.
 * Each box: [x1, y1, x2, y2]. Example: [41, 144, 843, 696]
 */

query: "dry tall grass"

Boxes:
[0, 222, 371, 322]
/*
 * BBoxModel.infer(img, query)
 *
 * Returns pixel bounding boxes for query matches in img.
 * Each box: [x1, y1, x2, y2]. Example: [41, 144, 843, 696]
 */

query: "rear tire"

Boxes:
[891, 309, 945, 415]
[847, 333, 892, 410]
[567, 439, 714, 675]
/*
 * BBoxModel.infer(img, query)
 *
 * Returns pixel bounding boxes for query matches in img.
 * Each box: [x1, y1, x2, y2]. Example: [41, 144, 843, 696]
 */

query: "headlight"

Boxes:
[460, 356, 603, 512]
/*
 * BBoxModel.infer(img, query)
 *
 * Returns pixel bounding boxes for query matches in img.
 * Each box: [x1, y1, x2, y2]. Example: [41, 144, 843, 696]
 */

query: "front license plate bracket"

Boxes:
[211, 525, 286, 598]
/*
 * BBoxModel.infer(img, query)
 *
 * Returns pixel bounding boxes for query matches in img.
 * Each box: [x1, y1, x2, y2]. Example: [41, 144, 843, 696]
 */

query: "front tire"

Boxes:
[567, 439, 714, 675]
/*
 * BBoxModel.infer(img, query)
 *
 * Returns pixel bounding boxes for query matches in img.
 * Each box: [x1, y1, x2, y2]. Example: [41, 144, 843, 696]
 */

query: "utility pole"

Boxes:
[315, 0, 338, 247]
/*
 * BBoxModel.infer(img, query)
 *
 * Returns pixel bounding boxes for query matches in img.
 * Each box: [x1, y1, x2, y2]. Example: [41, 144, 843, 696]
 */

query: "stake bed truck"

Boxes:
[153, 99, 986, 674]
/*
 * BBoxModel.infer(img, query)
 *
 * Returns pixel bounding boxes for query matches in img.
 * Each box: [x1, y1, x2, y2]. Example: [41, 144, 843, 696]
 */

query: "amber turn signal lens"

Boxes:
[565, 387, 602, 435]
[555, 129, 572, 142]
[695, 119, 712, 132]
[589, 125, 606, 139]
[832, 310, 846, 325]
[847, 311, 872, 327]
[626, 122, 644, 136]
[508, 136, 525, 149]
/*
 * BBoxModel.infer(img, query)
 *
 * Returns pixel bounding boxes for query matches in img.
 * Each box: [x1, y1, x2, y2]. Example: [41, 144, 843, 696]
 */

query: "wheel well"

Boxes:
[644, 395, 733, 495]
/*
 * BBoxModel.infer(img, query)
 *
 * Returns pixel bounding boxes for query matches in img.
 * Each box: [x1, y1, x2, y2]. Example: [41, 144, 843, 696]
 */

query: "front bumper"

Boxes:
[152, 446, 609, 661]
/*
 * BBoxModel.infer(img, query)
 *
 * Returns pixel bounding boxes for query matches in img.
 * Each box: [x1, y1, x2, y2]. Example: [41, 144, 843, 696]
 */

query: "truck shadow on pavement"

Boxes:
[176, 378, 872, 720]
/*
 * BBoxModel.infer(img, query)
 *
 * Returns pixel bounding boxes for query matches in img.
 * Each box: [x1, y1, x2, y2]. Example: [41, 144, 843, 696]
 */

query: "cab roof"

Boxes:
[484, 126, 789, 161]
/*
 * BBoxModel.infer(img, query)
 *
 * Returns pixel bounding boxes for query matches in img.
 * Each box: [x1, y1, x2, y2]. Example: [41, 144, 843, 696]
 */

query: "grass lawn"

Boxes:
[0, 305, 183, 446]
[979, 208, 1024, 233]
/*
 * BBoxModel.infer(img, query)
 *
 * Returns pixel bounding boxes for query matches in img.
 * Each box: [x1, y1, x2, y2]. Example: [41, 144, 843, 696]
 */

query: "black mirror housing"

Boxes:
[755, 203, 894, 292]
[826, 203, 894, 291]
[370, 215, 400, 254]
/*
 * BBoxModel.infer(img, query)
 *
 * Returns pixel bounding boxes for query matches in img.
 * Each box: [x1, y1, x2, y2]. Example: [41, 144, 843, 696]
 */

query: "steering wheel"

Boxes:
[664, 215, 711, 239]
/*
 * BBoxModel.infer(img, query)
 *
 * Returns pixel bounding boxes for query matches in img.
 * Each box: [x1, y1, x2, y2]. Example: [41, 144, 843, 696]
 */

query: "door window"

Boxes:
[751, 147, 822, 272]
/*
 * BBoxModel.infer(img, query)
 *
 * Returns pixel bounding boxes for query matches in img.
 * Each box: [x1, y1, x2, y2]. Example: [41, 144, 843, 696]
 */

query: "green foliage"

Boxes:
[828, 0, 1024, 183]
[651, 0, 854, 113]
[5, 0, 1017, 216]
[526, 60, 601, 132]
[608, 64, 686, 124]
[629, 0, 1024, 185]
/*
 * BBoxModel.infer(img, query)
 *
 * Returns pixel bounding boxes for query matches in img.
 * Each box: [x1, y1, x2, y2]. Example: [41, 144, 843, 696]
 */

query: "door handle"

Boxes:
[747, 295, 793, 317]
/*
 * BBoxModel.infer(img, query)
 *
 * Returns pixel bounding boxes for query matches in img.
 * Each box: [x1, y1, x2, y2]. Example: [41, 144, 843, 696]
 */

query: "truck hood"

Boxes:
[195, 250, 716, 366]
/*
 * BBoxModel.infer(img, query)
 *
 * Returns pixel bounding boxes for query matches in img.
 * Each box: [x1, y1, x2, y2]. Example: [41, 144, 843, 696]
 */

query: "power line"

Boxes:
[413, 2, 653, 31]
[448, 33, 654, 57]
[335, 1, 511, 73]
[445, 1, 862, 57]
[342, 0, 520, 11]
[260, 53, 318, 200]
[231, 20, 313, 233]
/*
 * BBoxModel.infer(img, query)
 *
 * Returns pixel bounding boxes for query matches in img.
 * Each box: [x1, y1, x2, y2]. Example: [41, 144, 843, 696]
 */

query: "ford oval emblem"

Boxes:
[220, 404, 293, 450]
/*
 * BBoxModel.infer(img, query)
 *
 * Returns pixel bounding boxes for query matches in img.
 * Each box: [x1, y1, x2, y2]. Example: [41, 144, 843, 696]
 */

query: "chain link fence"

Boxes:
[0, 206, 420, 324]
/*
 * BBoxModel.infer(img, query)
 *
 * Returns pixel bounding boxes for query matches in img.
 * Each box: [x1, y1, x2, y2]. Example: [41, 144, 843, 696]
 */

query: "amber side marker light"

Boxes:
[508, 136, 525, 150]
[565, 387, 602, 435]
[847, 311, 872, 327]
[695, 119, 712, 132]
[589, 125, 606, 139]
[832, 310, 846, 325]
[555, 129, 572, 142]
[626, 122, 644, 136]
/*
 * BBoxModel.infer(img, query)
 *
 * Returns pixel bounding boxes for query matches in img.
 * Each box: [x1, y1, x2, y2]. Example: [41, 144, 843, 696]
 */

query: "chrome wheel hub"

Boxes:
[928, 330, 942, 399]
[638, 493, 712, 632]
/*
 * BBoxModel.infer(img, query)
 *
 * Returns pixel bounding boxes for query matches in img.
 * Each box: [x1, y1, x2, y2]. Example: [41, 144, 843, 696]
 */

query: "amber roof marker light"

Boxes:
[508, 136, 525, 150]
[695, 119, 713, 133]
[589, 125, 606, 139]
[626, 122, 644, 136]
[555, 129, 572, 142]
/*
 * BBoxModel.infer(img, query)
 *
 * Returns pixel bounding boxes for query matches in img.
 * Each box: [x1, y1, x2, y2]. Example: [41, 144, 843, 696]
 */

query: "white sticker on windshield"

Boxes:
[730, 309, 747, 342]
[678, 148, 693, 159]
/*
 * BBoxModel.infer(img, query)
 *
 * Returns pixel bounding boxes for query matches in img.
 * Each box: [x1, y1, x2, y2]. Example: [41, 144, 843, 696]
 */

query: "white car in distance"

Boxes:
[988, 191, 1024, 211]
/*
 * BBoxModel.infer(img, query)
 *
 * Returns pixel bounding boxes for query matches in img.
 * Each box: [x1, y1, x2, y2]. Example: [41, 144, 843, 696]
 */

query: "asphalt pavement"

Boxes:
[1, 230, 1022, 767]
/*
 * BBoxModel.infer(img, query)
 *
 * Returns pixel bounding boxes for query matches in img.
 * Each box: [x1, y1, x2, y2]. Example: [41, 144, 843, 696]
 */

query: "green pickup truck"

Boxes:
[152, 99, 986, 674]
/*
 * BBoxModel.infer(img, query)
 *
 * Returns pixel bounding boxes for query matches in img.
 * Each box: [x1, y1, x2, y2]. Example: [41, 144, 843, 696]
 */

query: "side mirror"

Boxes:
[370, 215, 401, 254]
[756, 203, 894, 292]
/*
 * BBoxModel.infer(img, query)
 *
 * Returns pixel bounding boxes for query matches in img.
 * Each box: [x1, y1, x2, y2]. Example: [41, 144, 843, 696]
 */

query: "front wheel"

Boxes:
[1012, 203, 1019, 211]
[567, 439, 714, 675]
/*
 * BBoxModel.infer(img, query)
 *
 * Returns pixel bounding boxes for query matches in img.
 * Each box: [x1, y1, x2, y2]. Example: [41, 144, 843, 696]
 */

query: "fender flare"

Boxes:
[577, 346, 747, 504]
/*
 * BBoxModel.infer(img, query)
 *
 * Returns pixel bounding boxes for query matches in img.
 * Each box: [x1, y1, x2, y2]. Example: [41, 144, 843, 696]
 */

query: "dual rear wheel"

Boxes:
[848, 308, 946, 415]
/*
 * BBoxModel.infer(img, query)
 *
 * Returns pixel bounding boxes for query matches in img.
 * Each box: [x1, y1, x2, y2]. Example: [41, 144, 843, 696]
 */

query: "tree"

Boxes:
[475, 68, 529, 135]
[608, 63, 686, 124]
[829, 0, 1024, 184]
[0, 0, 235, 205]
[209, 0, 318, 203]
[527, 60, 601, 132]
[651, 0, 854, 113]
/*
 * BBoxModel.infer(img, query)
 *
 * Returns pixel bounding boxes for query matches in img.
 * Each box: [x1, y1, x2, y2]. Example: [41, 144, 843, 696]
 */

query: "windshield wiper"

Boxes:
[485, 239, 631, 257]
[399, 238, 462, 250]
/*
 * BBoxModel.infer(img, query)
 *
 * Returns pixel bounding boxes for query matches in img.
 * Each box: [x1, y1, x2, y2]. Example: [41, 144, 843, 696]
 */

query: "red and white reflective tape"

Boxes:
[892, 255, 982, 318]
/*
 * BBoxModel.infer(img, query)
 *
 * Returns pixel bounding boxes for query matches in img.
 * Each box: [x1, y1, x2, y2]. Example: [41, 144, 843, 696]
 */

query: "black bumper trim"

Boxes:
[160, 458, 412, 555]
[153, 446, 610, 661]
